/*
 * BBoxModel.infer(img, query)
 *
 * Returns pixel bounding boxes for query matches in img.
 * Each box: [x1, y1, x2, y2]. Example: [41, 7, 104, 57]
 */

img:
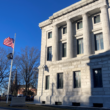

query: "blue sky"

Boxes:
[0, 0, 79, 53]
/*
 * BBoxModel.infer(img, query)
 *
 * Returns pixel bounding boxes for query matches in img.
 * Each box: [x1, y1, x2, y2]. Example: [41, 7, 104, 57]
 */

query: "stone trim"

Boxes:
[39, 51, 110, 68]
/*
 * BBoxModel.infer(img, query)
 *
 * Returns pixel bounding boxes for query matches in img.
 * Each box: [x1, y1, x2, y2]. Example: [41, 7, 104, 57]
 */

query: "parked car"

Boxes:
[6, 95, 13, 101]
[30, 96, 34, 101]
[24, 96, 30, 101]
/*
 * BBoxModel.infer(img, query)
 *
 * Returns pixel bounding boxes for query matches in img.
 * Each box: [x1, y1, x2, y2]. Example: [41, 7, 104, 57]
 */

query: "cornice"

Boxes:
[51, 0, 95, 19]
[39, 19, 52, 29]
[39, 0, 99, 28]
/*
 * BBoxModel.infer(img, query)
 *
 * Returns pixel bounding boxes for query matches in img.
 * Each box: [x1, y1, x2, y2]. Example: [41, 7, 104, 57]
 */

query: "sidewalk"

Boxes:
[0, 107, 28, 110]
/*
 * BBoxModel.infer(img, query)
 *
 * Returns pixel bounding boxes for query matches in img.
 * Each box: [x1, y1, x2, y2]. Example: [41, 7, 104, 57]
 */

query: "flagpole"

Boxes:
[6, 33, 16, 103]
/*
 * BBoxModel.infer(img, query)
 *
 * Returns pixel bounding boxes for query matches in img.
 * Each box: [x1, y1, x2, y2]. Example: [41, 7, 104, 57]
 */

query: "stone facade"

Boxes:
[34, 0, 110, 108]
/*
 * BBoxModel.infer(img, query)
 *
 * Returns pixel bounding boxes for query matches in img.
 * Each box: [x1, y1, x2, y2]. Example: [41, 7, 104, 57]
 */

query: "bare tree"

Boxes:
[15, 47, 40, 95]
[30, 68, 38, 88]
[0, 47, 11, 88]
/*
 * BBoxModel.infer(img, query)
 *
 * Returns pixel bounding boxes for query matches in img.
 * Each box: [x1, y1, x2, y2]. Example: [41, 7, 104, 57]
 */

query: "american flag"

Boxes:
[3, 37, 14, 48]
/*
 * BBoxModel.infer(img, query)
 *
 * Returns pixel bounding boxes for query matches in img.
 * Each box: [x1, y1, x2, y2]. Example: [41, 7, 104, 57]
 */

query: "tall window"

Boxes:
[93, 68, 103, 88]
[57, 73, 63, 89]
[77, 39, 84, 54]
[48, 32, 52, 39]
[47, 47, 52, 61]
[74, 71, 81, 88]
[95, 33, 104, 51]
[62, 43, 67, 57]
[45, 76, 50, 90]
[63, 27, 67, 34]
[94, 15, 100, 24]
[77, 21, 82, 29]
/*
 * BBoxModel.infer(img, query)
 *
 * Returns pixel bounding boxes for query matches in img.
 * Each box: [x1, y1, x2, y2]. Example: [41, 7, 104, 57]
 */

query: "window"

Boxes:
[55, 102, 62, 105]
[42, 101, 45, 104]
[73, 71, 81, 88]
[45, 76, 50, 90]
[95, 33, 104, 51]
[48, 32, 52, 39]
[57, 73, 63, 89]
[77, 21, 82, 29]
[63, 27, 67, 34]
[72, 102, 80, 106]
[62, 43, 67, 57]
[94, 15, 100, 24]
[47, 47, 52, 61]
[93, 103, 103, 107]
[77, 39, 84, 54]
[93, 68, 103, 88]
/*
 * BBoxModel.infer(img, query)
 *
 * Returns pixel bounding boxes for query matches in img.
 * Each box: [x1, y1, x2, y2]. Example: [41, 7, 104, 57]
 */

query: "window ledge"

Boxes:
[62, 57, 67, 60]
[60, 38, 67, 42]
[95, 49, 104, 54]
[75, 33, 83, 37]
[76, 28, 83, 32]
[77, 54, 84, 57]
[62, 33, 67, 35]
[92, 27, 102, 33]
[93, 22, 101, 26]
[57, 88, 63, 90]
[73, 88, 81, 91]
[45, 89, 49, 91]
[48, 38, 52, 39]
[62, 34, 67, 37]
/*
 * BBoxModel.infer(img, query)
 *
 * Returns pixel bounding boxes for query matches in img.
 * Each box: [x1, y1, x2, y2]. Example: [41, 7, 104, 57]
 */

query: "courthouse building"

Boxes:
[34, 0, 110, 108]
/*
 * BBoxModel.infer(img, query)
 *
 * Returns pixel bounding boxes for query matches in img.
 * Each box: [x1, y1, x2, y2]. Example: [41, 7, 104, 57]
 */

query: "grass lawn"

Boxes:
[0, 102, 75, 110]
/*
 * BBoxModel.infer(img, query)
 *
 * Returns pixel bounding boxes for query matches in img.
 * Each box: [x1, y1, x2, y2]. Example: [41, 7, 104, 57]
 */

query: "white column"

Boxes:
[83, 13, 91, 55]
[101, 5, 110, 51]
[53, 25, 59, 61]
[67, 19, 73, 58]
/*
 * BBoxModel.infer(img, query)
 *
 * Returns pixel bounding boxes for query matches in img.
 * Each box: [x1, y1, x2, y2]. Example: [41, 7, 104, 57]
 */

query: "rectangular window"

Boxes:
[47, 47, 52, 61]
[48, 32, 52, 39]
[45, 76, 50, 90]
[63, 27, 67, 34]
[57, 73, 63, 89]
[77, 39, 84, 54]
[93, 68, 103, 88]
[74, 71, 81, 88]
[95, 33, 104, 51]
[93, 103, 103, 107]
[72, 102, 80, 106]
[55, 102, 62, 105]
[94, 15, 100, 24]
[62, 43, 67, 57]
[77, 21, 82, 29]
